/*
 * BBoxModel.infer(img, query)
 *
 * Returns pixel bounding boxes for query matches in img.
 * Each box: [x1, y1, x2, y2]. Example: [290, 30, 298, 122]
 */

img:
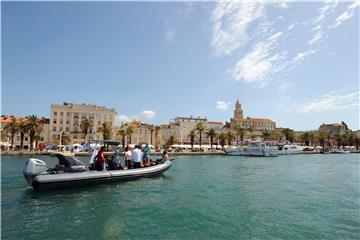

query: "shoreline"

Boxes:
[2, 150, 359, 157]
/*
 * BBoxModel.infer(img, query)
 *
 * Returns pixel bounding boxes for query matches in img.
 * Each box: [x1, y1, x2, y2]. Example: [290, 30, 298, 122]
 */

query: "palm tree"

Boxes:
[207, 128, 216, 149]
[234, 124, 245, 144]
[217, 132, 227, 150]
[148, 124, 155, 145]
[18, 120, 30, 149]
[282, 128, 295, 143]
[308, 131, 315, 146]
[80, 119, 93, 144]
[167, 135, 175, 147]
[189, 130, 196, 150]
[335, 134, 342, 149]
[226, 131, 234, 146]
[247, 126, 255, 140]
[270, 130, 282, 141]
[56, 132, 70, 145]
[26, 115, 43, 150]
[98, 122, 112, 140]
[195, 122, 205, 147]
[317, 132, 326, 149]
[262, 129, 271, 141]
[301, 132, 310, 146]
[3, 117, 18, 149]
[126, 125, 134, 144]
[117, 127, 127, 150]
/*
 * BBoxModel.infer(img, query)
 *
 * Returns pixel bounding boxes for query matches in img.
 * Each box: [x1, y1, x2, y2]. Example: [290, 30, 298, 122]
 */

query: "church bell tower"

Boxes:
[234, 99, 243, 120]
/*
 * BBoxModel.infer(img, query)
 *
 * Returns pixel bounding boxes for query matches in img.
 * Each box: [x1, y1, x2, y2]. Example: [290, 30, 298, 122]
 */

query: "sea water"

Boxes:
[1, 154, 359, 240]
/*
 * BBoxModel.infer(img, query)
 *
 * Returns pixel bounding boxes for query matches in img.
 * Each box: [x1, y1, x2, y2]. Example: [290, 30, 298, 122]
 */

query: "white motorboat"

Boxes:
[277, 142, 303, 155]
[226, 141, 279, 157]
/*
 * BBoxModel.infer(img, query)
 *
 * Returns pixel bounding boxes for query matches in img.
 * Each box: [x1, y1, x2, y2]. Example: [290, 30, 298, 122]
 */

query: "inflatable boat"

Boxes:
[23, 153, 172, 190]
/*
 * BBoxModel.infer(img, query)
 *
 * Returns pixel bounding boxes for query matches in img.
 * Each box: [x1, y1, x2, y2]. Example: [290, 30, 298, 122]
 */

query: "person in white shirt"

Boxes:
[124, 146, 132, 169]
[88, 147, 98, 170]
[131, 145, 142, 168]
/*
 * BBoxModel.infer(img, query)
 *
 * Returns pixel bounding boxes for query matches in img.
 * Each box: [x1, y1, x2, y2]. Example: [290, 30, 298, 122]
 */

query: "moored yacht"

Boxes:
[226, 141, 279, 157]
[277, 142, 303, 155]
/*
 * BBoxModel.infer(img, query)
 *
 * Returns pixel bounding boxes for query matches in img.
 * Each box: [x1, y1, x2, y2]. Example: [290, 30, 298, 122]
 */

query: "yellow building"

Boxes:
[50, 102, 117, 144]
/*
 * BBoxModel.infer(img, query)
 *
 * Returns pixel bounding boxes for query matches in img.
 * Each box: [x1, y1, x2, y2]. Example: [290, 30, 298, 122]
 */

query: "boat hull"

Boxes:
[32, 161, 171, 190]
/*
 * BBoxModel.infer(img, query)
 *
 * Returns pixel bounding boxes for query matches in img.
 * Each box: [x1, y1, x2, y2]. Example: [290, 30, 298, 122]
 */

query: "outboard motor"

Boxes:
[23, 158, 47, 186]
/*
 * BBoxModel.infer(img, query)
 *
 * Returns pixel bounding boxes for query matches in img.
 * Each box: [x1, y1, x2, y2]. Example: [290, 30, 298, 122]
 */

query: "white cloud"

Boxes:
[308, 1, 338, 45]
[298, 91, 360, 113]
[331, 0, 359, 28]
[116, 115, 130, 125]
[230, 32, 284, 86]
[293, 49, 317, 62]
[164, 28, 176, 43]
[287, 23, 296, 30]
[211, 2, 268, 56]
[140, 110, 156, 122]
[308, 31, 324, 44]
[216, 101, 230, 111]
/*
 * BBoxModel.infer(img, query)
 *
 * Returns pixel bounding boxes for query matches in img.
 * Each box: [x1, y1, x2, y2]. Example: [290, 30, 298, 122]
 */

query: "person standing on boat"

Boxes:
[124, 146, 132, 169]
[131, 145, 142, 168]
[143, 143, 151, 163]
[88, 147, 98, 170]
[95, 146, 106, 171]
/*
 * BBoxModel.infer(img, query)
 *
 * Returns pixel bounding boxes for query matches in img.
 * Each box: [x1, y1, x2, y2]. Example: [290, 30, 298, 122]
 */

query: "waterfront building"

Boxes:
[319, 123, 347, 136]
[0, 116, 50, 149]
[229, 99, 276, 133]
[158, 116, 224, 146]
[50, 102, 117, 144]
[116, 121, 155, 146]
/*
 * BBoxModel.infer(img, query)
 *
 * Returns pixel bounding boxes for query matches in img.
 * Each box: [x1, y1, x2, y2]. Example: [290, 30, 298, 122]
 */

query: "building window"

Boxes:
[53, 126, 56, 131]
[66, 112, 71, 117]
[60, 119, 63, 124]
[54, 111, 57, 116]
[73, 113, 79, 119]
[73, 135, 78, 139]
[53, 120, 57, 124]
[16, 136, 20, 141]
[41, 137, 44, 141]
[81, 113, 87, 119]
[25, 137, 28, 141]
[59, 127, 63, 131]
[66, 127, 70, 132]
[60, 112, 63, 116]
[66, 120, 70, 125]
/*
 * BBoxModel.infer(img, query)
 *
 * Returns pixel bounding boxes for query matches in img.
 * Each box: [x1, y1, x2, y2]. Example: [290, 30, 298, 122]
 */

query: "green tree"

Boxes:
[217, 132, 227, 149]
[80, 119, 94, 144]
[26, 115, 43, 150]
[318, 132, 326, 149]
[3, 117, 19, 149]
[189, 130, 196, 150]
[98, 122, 113, 140]
[18, 120, 30, 149]
[126, 125, 134, 144]
[56, 131, 70, 145]
[270, 130, 282, 141]
[207, 128, 216, 149]
[247, 126, 255, 140]
[282, 128, 295, 143]
[262, 129, 271, 141]
[301, 132, 310, 146]
[196, 122, 206, 147]
[335, 134, 343, 149]
[167, 135, 175, 147]
[234, 124, 245, 143]
[226, 131, 234, 146]
[117, 127, 127, 150]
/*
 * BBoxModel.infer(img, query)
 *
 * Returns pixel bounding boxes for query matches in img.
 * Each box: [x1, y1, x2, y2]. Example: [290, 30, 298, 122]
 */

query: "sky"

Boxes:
[1, 1, 359, 131]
